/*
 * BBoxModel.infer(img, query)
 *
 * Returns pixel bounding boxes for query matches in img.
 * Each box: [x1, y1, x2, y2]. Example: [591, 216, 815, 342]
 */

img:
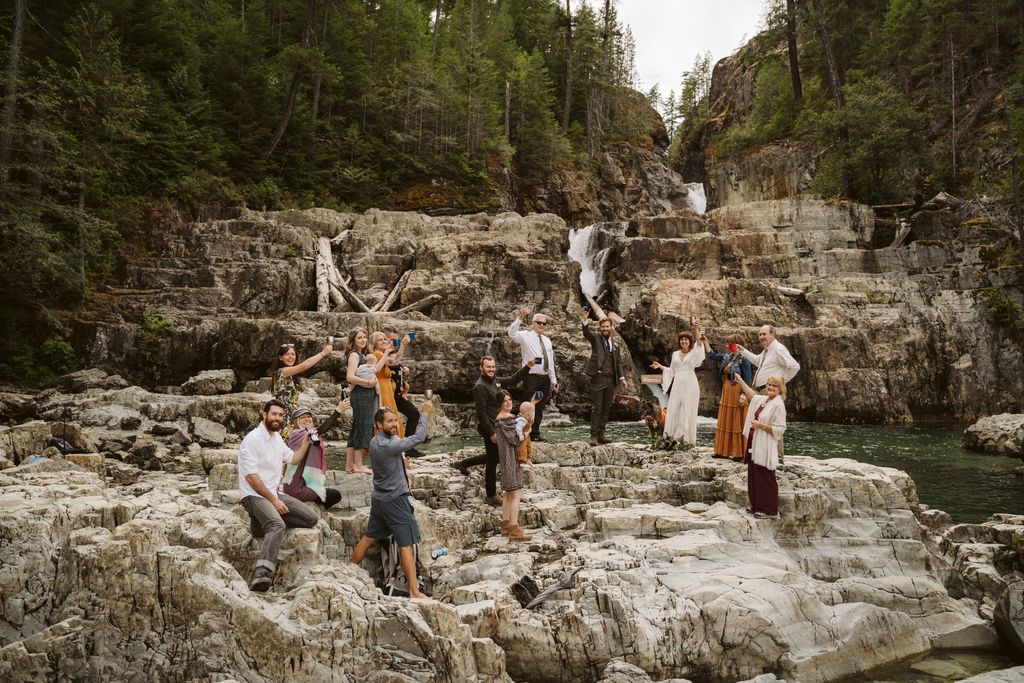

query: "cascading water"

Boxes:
[684, 182, 707, 214]
[567, 221, 627, 299]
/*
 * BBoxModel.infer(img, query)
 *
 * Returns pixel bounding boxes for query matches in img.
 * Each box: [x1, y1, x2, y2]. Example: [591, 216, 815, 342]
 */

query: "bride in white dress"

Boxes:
[650, 328, 705, 448]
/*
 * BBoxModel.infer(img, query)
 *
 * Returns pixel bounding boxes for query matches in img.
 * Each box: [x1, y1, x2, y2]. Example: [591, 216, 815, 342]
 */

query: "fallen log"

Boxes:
[387, 294, 441, 315]
[583, 292, 625, 324]
[323, 249, 371, 313]
[372, 270, 412, 312]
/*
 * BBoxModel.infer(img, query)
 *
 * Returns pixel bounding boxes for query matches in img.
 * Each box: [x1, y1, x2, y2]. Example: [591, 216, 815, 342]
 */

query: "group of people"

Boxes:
[656, 321, 800, 519]
[236, 308, 801, 595]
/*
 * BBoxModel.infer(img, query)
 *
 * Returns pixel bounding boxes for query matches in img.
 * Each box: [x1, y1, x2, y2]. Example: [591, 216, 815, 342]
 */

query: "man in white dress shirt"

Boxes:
[238, 398, 320, 592]
[739, 325, 800, 389]
[508, 307, 558, 441]
[739, 324, 800, 464]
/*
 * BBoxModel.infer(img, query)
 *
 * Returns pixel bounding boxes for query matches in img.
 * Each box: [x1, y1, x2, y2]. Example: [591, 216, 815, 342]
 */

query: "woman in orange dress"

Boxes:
[369, 331, 404, 437]
[703, 333, 753, 459]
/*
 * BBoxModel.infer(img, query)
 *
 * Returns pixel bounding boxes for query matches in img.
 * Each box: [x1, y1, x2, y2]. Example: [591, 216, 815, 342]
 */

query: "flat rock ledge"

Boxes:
[962, 413, 1024, 458]
[1, 440, 1018, 683]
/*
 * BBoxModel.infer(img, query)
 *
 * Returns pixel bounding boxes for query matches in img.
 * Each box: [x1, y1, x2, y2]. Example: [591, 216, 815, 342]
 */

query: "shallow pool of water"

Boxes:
[852, 649, 1021, 682]
[413, 418, 1024, 524]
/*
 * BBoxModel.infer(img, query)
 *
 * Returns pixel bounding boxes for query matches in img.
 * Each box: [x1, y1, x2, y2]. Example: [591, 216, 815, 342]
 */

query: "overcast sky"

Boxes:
[615, 0, 767, 95]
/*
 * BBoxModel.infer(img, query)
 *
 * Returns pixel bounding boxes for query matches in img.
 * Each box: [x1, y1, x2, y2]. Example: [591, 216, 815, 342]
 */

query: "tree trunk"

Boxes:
[504, 80, 511, 140]
[431, 0, 442, 62]
[0, 0, 26, 191]
[785, 0, 803, 106]
[806, 0, 843, 108]
[562, 0, 573, 131]
[263, 0, 317, 159]
[949, 32, 957, 191]
[310, 0, 329, 120]
[78, 172, 87, 298]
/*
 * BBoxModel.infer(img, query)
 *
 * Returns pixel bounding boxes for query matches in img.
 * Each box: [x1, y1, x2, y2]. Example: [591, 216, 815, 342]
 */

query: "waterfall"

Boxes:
[567, 222, 627, 299]
[685, 182, 707, 214]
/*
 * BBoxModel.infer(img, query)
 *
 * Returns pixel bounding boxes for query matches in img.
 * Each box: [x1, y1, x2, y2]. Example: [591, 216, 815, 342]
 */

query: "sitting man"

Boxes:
[351, 401, 433, 599]
[238, 398, 320, 592]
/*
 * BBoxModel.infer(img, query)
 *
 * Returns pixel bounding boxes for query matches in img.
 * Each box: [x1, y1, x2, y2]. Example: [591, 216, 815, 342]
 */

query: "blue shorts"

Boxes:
[365, 494, 420, 547]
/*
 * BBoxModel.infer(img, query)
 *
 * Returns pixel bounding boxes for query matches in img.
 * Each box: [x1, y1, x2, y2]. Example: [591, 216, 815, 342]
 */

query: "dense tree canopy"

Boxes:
[669, 0, 1024, 205]
[0, 0, 646, 381]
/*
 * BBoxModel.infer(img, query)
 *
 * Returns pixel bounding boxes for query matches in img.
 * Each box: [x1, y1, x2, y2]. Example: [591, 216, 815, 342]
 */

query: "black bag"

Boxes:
[376, 535, 425, 598]
[45, 437, 76, 455]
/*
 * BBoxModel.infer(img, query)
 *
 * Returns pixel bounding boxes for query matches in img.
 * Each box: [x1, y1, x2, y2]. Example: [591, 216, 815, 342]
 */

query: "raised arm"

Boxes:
[738, 345, 761, 367]
[735, 374, 756, 401]
[507, 306, 528, 338]
[282, 343, 333, 378]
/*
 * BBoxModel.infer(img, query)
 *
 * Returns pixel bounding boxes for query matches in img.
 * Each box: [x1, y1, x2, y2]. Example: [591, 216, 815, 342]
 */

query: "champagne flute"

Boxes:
[424, 389, 434, 400]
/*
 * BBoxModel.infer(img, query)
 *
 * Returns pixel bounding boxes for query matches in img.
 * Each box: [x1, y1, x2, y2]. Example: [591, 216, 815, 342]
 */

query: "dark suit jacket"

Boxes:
[582, 322, 624, 389]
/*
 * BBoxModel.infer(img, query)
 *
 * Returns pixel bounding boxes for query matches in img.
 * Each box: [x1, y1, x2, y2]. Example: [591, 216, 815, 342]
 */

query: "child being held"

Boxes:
[515, 401, 536, 468]
[351, 362, 382, 408]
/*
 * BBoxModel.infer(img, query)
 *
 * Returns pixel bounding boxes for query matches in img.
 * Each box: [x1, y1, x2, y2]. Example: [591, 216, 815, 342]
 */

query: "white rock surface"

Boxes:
[962, 413, 1024, 458]
[0, 438, 1012, 682]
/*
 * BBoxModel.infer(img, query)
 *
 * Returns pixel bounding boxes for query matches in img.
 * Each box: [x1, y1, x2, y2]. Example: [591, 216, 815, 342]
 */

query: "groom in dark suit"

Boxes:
[581, 307, 628, 446]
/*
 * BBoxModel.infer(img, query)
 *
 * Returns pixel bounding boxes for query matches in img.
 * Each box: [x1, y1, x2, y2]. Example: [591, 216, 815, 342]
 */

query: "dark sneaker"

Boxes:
[510, 582, 533, 608]
[519, 574, 541, 600]
[533, 435, 547, 443]
[484, 495, 502, 507]
[597, 435, 611, 445]
[406, 448, 427, 459]
[250, 567, 273, 592]
[589, 436, 600, 447]
[450, 461, 470, 476]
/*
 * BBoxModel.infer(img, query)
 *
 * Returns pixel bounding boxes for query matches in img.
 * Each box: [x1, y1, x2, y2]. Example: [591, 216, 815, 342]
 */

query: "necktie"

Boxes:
[606, 339, 612, 353]
[538, 332, 551, 371]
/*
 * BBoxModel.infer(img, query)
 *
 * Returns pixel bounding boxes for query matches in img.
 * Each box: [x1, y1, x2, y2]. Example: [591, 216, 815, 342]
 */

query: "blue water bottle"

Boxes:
[430, 547, 448, 559]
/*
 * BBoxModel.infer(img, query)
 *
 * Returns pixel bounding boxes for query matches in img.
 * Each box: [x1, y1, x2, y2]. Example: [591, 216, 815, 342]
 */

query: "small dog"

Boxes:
[640, 400, 666, 446]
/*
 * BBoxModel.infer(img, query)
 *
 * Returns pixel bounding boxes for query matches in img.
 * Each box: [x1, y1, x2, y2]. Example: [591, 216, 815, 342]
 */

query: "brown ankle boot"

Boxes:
[507, 525, 532, 542]
[500, 520, 512, 536]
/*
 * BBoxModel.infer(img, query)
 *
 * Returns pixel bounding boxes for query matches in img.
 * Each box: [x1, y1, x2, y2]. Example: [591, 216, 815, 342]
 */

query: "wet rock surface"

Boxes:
[1, 421, 1017, 682]
[963, 414, 1024, 459]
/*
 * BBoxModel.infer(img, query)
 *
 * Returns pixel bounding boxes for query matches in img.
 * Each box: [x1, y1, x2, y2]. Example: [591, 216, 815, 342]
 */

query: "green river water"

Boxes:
[417, 418, 1024, 524]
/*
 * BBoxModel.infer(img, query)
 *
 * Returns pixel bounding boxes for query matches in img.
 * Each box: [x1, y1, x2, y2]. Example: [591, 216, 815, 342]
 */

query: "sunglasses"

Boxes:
[535, 320, 548, 326]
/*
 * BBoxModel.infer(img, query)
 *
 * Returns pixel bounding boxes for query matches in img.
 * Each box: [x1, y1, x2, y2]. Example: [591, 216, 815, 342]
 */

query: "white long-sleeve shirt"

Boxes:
[237, 422, 293, 499]
[507, 318, 558, 385]
[740, 338, 800, 387]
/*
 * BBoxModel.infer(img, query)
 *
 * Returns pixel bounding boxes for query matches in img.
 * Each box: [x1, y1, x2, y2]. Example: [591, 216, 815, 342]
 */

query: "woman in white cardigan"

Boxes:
[737, 375, 787, 519]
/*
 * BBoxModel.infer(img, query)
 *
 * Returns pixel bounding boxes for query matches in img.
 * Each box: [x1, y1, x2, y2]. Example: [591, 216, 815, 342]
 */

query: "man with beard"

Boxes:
[581, 307, 628, 446]
[351, 401, 434, 599]
[449, 355, 531, 506]
[238, 398, 320, 592]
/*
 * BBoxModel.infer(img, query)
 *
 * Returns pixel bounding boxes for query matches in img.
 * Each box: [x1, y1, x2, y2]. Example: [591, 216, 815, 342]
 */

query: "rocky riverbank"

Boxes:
[2, 377, 1023, 682]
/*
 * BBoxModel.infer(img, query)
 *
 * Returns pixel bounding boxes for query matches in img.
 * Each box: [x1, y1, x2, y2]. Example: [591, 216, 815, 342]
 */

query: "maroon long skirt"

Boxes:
[747, 461, 779, 516]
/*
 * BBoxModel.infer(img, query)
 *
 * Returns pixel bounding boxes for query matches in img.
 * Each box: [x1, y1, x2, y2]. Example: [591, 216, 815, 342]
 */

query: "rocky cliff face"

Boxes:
[71, 207, 620, 415]
[606, 196, 1024, 423]
[66, 189, 1023, 426]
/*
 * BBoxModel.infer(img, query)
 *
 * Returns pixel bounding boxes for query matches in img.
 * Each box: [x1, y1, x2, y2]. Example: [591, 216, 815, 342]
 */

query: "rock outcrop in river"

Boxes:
[3, 373, 1021, 682]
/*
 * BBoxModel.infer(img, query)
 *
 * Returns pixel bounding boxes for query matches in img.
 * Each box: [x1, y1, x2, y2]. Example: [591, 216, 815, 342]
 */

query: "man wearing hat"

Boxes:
[508, 306, 559, 441]
[283, 398, 350, 509]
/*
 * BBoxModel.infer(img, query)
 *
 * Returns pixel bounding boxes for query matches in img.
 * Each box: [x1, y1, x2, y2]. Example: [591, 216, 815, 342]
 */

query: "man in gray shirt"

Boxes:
[351, 401, 433, 599]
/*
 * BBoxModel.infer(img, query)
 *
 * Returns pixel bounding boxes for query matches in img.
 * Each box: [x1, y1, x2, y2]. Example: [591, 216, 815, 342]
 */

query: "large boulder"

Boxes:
[60, 368, 129, 392]
[994, 582, 1024, 657]
[962, 414, 1024, 458]
[190, 416, 227, 446]
[181, 369, 236, 396]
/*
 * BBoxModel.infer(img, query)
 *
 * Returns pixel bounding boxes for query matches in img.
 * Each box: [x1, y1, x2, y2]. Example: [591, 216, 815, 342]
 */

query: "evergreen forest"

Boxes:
[0, 0, 646, 379]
